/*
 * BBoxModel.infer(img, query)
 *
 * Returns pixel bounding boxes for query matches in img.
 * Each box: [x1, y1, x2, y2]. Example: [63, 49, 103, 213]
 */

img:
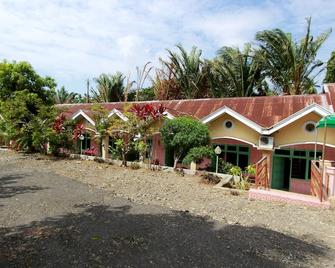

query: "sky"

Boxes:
[0, 0, 334, 94]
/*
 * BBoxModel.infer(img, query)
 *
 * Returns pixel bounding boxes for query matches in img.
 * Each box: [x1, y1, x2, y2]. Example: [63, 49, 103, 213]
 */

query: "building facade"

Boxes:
[58, 84, 335, 195]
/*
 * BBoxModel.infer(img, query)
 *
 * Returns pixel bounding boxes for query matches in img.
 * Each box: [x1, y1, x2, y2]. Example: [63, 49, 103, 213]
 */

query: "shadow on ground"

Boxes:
[0, 174, 47, 199]
[0, 204, 331, 267]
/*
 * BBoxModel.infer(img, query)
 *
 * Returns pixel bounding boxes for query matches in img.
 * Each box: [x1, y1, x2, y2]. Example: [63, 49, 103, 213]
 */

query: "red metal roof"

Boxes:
[58, 92, 334, 128]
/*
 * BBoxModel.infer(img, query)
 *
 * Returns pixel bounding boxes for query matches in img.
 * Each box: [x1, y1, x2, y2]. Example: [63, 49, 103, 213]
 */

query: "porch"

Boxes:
[252, 156, 335, 208]
[249, 188, 330, 209]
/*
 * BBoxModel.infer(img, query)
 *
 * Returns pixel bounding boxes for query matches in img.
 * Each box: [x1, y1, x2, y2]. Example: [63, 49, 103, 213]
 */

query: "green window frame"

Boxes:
[81, 133, 91, 150]
[273, 149, 322, 180]
[213, 144, 250, 169]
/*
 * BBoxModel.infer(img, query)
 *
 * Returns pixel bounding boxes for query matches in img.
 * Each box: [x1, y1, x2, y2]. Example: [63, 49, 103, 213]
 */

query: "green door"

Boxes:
[272, 156, 290, 190]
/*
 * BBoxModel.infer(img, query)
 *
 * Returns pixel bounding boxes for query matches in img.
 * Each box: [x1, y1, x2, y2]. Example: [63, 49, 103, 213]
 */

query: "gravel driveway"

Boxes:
[0, 151, 335, 267]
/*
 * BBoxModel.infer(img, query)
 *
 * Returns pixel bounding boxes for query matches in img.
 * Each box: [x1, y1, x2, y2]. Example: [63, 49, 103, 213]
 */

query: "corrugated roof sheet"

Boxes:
[58, 92, 334, 128]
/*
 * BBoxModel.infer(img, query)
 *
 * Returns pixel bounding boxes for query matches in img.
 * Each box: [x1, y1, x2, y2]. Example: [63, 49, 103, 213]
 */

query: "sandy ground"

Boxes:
[1, 151, 335, 267]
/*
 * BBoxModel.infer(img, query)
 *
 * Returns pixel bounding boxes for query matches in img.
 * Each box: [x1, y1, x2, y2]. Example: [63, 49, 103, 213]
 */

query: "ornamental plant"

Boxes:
[182, 146, 214, 165]
[160, 116, 210, 168]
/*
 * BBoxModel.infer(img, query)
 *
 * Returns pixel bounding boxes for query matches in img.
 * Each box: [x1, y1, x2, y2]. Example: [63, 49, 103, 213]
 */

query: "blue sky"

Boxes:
[0, 0, 334, 94]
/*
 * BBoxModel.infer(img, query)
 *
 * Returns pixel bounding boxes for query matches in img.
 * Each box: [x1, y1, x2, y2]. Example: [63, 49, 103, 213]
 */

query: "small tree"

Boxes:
[0, 90, 56, 153]
[108, 104, 165, 166]
[160, 117, 210, 168]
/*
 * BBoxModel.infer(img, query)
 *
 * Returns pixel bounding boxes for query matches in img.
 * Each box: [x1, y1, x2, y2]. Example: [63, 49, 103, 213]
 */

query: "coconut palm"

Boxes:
[213, 43, 269, 97]
[54, 86, 78, 104]
[91, 72, 125, 102]
[256, 17, 331, 95]
[158, 44, 211, 99]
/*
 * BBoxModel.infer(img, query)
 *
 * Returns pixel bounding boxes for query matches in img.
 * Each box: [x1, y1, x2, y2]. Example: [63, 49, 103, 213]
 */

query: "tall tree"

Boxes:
[213, 44, 268, 97]
[0, 60, 56, 103]
[91, 72, 125, 102]
[324, 50, 335, 83]
[155, 44, 211, 99]
[54, 86, 78, 104]
[256, 18, 331, 95]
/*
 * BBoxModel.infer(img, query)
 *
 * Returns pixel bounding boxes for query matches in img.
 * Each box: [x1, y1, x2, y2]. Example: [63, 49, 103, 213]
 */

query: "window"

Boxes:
[274, 149, 322, 180]
[81, 133, 91, 150]
[223, 120, 233, 129]
[215, 144, 250, 169]
[304, 121, 316, 133]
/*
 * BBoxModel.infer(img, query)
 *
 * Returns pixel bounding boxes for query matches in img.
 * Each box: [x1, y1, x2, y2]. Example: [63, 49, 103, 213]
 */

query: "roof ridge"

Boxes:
[56, 93, 326, 107]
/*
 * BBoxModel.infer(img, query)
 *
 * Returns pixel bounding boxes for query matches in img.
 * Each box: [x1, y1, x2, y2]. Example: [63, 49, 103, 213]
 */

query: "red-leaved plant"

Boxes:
[130, 104, 166, 120]
[72, 124, 85, 141]
[52, 114, 66, 134]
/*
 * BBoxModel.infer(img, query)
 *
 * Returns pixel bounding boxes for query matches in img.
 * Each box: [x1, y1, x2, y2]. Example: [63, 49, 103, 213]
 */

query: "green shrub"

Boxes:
[229, 166, 242, 176]
[182, 146, 214, 165]
[219, 160, 234, 174]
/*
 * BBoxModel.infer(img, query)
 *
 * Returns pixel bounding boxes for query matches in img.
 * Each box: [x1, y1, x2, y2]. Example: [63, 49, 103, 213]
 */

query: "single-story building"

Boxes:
[54, 84, 335, 196]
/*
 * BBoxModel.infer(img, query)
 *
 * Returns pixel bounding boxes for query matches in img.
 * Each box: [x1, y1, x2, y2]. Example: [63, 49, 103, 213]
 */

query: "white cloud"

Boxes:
[0, 0, 334, 92]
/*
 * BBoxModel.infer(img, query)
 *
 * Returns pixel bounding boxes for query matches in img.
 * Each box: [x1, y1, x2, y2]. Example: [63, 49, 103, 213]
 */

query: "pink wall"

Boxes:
[151, 133, 165, 165]
[290, 179, 311, 195]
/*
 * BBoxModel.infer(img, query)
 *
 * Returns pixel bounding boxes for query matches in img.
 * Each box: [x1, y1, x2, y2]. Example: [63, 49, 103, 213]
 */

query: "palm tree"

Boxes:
[158, 44, 211, 99]
[91, 72, 125, 102]
[256, 17, 331, 95]
[54, 86, 78, 104]
[213, 44, 268, 97]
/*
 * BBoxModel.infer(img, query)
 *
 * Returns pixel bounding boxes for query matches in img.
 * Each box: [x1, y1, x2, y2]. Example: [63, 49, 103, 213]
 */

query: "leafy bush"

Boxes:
[160, 116, 210, 168]
[201, 173, 221, 185]
[217, 160, 234, 174]
[229, 166, 242, 176]
[182, 146, 214, 165]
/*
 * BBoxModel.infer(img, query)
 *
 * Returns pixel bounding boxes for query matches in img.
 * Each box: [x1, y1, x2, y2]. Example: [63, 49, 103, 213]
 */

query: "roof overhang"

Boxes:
[71, 109, 96, 126]
[264, 103, 331, 135]
[108, 108, 128, 121]
[201, 106, 263, 133]
[163, 111, 175, 119]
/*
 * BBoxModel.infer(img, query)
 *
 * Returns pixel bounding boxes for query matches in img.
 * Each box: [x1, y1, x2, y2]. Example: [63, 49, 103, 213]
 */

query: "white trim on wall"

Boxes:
[211, 136, 258, 148]
[275, 142, 335, 149]
[264, 104, 331, 135]
[201, 103, 332, 136]
[163, 111, 175, 119]
[71, 109, 96, 126]
[108, 108, 128, 121]
[201, 106, 263, 133]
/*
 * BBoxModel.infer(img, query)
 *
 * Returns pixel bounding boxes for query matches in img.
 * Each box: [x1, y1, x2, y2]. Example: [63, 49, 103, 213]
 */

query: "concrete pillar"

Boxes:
[101, 136, 109, 159]
[190, 161, 197, 172]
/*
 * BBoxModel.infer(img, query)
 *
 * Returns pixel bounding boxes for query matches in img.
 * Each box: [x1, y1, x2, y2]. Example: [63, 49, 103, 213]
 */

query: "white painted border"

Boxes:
[201, 106, 263, 133]
[163, 111, 175, 119]
[71, 109, 96, 126]
[265, 104, 331, 135]
[211, 136, 258, 148]
[108, 108, 128, 121]
[201, 103, 332, 135]
[275, 142, 335, 149]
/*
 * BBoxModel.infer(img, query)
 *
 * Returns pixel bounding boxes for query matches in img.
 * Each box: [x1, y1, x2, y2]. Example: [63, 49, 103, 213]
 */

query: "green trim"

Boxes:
[213, 144, 250, 168]
[273, 149, 321, 180]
